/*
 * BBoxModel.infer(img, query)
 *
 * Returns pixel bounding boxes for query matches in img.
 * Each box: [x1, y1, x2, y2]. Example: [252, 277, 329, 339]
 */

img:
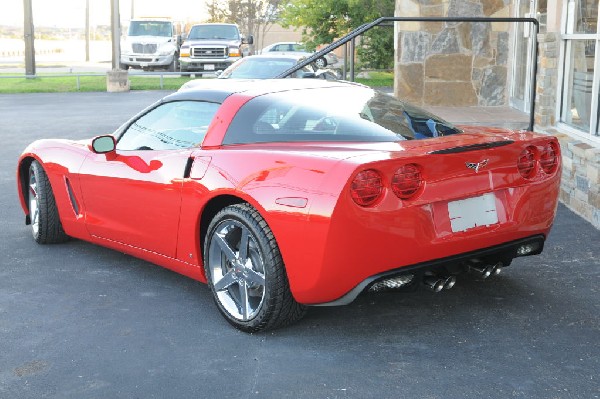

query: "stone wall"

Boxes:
[550, 132, 600, 229]
[534, 33, 600, 229]
[394, 0, 510, 106]
[535, 33, 559, 127]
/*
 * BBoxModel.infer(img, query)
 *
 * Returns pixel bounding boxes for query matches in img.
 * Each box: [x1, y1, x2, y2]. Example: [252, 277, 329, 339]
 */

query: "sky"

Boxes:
[0, 0, 208, 28]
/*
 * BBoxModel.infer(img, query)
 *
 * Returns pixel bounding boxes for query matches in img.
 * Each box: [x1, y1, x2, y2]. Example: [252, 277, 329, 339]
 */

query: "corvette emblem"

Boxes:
[465, 159, 489, 173]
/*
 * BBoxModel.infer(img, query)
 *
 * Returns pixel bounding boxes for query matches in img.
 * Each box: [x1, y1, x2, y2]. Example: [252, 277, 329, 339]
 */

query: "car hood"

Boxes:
[184, 39, 240, 47]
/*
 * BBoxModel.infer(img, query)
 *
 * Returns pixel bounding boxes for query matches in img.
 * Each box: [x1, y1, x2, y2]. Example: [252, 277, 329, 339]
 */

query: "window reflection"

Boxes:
[567, 0, 598, 33]
[563, 40, 595, 131]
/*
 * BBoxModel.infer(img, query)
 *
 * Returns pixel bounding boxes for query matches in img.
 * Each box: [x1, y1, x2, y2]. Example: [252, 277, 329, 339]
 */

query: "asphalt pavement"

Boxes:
[0, 92, 599, 399]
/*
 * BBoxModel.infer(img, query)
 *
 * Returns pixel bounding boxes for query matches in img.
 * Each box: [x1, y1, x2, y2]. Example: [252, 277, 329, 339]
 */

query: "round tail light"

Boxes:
[350, 170, 383, 207]
[392, 164, 422, 200]
[540, 142, 559, 174]
[517, 146, 537, 179]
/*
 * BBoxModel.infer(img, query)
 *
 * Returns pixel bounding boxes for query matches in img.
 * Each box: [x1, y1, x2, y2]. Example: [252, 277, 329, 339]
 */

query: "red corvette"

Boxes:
[17, 80, 561, 332]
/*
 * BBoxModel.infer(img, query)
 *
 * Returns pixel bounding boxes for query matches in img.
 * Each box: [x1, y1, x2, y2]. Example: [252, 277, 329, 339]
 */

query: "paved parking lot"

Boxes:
[1, 92, 599, 399]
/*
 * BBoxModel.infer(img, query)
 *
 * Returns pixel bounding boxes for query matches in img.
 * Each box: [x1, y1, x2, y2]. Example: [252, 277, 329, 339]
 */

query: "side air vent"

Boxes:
[65, 177, 80, 215]
[429, 140, 514, 155]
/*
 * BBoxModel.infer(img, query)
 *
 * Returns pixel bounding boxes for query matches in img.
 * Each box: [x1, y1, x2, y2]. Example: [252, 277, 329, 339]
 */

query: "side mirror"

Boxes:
[243, 35, 254, 45]
[91, 135, 116, 154]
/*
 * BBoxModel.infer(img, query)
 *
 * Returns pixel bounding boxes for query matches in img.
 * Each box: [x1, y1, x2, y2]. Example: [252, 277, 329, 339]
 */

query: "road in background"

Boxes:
[0, 92, 598, 399]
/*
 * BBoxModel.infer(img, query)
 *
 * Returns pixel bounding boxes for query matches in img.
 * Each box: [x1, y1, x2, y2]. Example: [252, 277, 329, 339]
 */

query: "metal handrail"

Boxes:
[276, 16, 539, 131]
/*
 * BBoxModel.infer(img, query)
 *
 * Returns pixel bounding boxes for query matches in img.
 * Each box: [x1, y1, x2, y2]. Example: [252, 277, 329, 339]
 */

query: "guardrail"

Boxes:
[277, 16, 539, 132]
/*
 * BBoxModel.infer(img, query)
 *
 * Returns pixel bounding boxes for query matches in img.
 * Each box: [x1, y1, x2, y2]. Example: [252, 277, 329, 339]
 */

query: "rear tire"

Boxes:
[203, 203, 307, 332]
[28, 160, 69, 244]
[315, 57, 327, 68]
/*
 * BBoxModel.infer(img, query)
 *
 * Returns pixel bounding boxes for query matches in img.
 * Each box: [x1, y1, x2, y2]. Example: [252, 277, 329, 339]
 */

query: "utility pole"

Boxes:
[106, 0, 129, 92]
[131, 0, 134, 19]
[110, 0, 120, 70]
[85, 0, 90, 62]
[23, 0, 36, 76]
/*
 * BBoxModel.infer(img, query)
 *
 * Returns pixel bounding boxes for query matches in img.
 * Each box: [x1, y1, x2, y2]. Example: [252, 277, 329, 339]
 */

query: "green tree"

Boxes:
[280, 0, 394, 69]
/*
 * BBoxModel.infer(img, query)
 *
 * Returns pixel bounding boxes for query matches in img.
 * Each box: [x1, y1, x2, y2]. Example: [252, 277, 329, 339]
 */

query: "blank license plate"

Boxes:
[448, 193, 498, 232]
[204, 64, 215, 71]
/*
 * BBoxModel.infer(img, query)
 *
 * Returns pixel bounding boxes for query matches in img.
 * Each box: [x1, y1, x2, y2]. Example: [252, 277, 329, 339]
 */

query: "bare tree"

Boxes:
[205, 0, 286, 52]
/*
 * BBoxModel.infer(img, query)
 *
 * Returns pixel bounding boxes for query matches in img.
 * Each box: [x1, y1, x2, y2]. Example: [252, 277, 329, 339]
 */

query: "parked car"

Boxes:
[259, 41, 338, 68]
[179, 54, 337, 91]
[17, 80, 561, 332]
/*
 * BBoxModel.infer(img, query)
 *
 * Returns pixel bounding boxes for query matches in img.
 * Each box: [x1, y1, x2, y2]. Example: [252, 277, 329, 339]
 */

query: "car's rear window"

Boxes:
[222, 87, 461, 145]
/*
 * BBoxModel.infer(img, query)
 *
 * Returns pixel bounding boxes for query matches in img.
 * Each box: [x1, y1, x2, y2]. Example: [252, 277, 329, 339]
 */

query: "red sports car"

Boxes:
[17, 80, 561, 332]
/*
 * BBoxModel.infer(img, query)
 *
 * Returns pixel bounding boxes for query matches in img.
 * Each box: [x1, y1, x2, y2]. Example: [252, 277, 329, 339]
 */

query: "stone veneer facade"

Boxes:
[394, 0, 511, 106]
[535, 32, 600, 229]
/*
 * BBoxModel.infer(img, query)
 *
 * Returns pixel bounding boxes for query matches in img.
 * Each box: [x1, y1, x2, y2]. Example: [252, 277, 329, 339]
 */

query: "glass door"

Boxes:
[510, 0, 547, 112]
[560, 0, 599, 136]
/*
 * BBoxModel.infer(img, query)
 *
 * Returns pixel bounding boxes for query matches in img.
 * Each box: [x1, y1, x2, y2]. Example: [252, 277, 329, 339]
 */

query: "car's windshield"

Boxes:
[128, 21, 172, 37]
[219, 58, 298, 79]
[223, 86, 462, 144]
[188, 25, 239, 40]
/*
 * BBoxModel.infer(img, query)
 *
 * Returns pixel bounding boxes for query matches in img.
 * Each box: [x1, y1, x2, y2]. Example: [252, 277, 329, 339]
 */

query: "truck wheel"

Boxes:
[168, 58, 178, 72]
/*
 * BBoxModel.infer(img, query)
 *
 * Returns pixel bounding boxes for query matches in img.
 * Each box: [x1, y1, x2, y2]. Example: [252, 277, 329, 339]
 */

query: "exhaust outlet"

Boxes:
[470, 265, 494, 279]
[443, 276, 456, 290]
[424, 275, 456, 292]
[470, 262, 503, 279]
[423, 276, 445, 292]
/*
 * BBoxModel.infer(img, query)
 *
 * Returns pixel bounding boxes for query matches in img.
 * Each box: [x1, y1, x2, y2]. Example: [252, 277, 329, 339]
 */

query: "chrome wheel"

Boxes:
[207, 219, 266, 321]
[204, 204, 307, 332]
[315, 57, 327, 68]
[25, 160, 69, 244]
[28, 165, 39, 237]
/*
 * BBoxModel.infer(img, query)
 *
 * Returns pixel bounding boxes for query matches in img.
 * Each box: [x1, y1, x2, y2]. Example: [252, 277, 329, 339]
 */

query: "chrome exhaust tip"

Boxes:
[443, 276, 457, 290]
[423, 276, 445, 293]
[470, 265, 494, 279]
[491, 262, 503, 276]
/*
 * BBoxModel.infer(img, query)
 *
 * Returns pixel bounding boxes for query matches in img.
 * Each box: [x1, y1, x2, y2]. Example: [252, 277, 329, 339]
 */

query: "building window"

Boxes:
[560, 0, 599, 139]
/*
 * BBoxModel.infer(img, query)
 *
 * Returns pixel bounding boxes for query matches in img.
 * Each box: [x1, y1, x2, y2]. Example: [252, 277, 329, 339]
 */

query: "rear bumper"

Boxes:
[282, 173, 560, 305]
[315, 235, 545, 306]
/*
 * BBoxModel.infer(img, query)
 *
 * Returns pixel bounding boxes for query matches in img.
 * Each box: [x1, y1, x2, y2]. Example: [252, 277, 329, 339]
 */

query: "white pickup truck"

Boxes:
[120, 18, 182, 71]
[179, 23, 253, 73]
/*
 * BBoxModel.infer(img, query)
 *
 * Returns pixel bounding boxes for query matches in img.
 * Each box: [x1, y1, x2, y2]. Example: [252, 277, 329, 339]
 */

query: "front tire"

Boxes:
[203, 203, 306, 332]
[168, 56, 178, 72]
[28, 160, 69, 244]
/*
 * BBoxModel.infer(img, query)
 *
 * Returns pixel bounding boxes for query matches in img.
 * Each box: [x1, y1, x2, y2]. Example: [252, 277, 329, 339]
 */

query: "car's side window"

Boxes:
[117, 101, 220, 151]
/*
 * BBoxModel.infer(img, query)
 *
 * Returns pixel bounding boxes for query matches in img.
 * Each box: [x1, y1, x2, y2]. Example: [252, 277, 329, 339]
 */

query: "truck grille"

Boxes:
[132, 43, 157, 54]
[191, 46, 227, 58]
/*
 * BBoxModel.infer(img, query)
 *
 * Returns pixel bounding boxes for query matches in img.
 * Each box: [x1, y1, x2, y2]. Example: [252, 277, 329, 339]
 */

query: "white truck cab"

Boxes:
[120, 18, 182, 71]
